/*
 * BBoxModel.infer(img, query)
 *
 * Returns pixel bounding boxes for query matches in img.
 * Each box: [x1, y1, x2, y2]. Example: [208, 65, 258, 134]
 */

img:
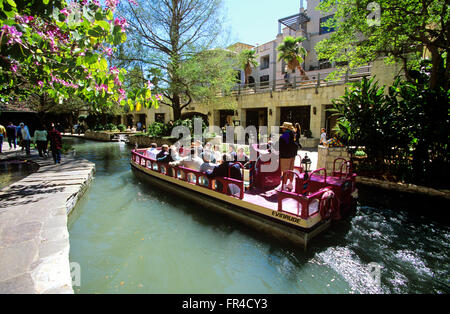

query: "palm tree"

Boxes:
[239, 49, 259, 85]
[277, 36, 309, 80]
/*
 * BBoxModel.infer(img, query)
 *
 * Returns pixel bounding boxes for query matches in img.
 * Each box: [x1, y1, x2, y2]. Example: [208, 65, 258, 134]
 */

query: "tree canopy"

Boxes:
[316, 0, 449, 90]
[0, 0, 159, 114]
[118, 0, 237, 120]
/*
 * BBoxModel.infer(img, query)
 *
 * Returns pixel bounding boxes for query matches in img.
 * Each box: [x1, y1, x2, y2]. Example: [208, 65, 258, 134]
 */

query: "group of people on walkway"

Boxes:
[0, 122, 63, 164]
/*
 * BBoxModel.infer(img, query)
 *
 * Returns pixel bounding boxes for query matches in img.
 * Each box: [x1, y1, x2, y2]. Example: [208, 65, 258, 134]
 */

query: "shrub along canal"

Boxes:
[67, 137, 449, 294]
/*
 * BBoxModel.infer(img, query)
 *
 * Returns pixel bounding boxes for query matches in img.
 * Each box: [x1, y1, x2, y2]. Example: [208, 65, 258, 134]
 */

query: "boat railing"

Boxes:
[278, 171, 330, 219]
[332, 158, 352, 178]
[132, 150, 245, 200]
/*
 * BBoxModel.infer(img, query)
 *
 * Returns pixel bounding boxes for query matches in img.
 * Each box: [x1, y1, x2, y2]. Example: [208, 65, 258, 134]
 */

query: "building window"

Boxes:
[260, 75, 270, 87]
[319, 59, 332, 69]
[319, 15, 335, 35]
[155, 113, 165, 123]
[335, 61, 349, 67]
[260, 55, 270, 70]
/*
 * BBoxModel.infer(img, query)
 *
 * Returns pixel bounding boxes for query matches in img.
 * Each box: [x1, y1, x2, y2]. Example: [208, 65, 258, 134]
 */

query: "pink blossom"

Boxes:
[147, 81, 154, 89]
[106, 0, 120, 10]
[38, 81, 44, 87]
[10, 64, 18, 73]
[15, 15, 34, 24]
[103, 47, 113, 57]
[114, 18, 128, 32]
[1, 25, 23, 45]
[60, 8, 70, 17]
[156, 94, 163, 101]
[128, 0, 138, 5]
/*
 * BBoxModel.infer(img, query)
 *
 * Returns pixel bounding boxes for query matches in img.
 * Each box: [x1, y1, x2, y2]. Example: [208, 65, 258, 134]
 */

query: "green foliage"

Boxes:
[331, 76, 449, 188]
[238, 49, 258, 84]
[277, 36, 308, 77]
[118, 0, 232, 120]
[316, 0, 449, 89]
[117, 124, 126, 132]
[0, 0, 159, 113]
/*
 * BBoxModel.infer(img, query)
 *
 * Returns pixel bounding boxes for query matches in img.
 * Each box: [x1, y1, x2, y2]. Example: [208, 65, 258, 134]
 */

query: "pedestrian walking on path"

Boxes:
[34, 124, 48, 158]
[0, 123, 6, 154]
[6, 122, 17, 149]
[48, 123, 62, 164]
[19, 122, 31, 156]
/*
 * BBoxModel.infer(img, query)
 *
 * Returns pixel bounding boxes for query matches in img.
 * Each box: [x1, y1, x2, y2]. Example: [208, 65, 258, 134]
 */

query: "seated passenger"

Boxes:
[194, 140, 203, 157]
[199, 151, 217, 173]
[213, 145, 222, 163]
[206, 154, 243, 196]
[169, 148, 203, 171]
[228, 144, 237, 161]
[206, 154, 242, 181]
[146, 143, 158, 160]
[156, 145, 170, 162]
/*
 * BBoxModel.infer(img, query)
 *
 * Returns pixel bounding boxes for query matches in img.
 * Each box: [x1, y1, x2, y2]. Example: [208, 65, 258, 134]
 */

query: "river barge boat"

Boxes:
[131, 146, 357, 249]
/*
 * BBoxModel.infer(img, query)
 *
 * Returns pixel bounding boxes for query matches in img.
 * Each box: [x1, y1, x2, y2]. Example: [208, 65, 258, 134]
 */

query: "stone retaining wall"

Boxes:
[357, 176, 450, 200]
[317, 146, 350, 174]
[84, 130, 114, 141]
[128, 135, 178, 148]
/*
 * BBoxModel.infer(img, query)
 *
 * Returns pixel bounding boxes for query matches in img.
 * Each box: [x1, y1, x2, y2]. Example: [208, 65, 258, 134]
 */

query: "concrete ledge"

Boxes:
[0, 150, 95, 294]
[128, 135, 178, 148]
[84, 130, 115, 141]
[356, 176, 450, 200]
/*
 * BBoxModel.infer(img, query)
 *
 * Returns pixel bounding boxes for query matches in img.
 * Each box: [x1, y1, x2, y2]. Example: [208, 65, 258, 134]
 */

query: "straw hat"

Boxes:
[280, 122, 295, 131]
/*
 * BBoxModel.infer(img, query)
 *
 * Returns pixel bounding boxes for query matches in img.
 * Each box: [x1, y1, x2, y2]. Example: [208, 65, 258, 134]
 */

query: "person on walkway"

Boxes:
[320, 128, 327, 146]
[295, 123, 302, 149]
[33, 124, 48, 158]
[137, 121, 142, 132]
[16, 123, 23, 151]
[19, 122, 31, 156]
[5, 122, 17, 150]
[277, 122, 298, 191]
[0, 123, 6, 154]
[48, 123, 62, 164]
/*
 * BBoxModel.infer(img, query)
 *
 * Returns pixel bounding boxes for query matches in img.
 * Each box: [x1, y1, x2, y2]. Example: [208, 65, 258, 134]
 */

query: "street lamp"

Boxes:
[302, 153, 312, 182]
[302, 153, 311, 173]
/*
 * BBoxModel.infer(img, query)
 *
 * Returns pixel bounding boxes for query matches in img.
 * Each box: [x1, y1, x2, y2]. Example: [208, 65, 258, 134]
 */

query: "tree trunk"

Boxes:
[429, 45, 441, 90]
[172, 94, 182, 120]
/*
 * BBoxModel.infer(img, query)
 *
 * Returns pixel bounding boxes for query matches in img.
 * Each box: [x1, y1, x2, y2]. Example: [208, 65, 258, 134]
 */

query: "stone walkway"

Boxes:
[0, 142, 95, 293]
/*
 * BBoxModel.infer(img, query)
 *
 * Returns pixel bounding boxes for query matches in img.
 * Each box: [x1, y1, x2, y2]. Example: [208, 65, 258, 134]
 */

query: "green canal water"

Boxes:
[67, 137, 449, 294]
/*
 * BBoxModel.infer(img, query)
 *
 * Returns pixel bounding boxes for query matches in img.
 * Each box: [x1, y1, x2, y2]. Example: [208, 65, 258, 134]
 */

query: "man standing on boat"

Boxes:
[277, 122, 298, 191]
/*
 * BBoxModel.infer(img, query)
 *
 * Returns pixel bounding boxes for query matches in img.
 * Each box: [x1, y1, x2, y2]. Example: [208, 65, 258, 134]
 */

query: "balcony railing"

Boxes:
[229, 66, 372, 96]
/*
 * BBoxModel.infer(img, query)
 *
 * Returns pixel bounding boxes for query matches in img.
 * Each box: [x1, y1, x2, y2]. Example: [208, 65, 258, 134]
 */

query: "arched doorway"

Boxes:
[126, 114, 134, 127]
[181, 112, 209, 125]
